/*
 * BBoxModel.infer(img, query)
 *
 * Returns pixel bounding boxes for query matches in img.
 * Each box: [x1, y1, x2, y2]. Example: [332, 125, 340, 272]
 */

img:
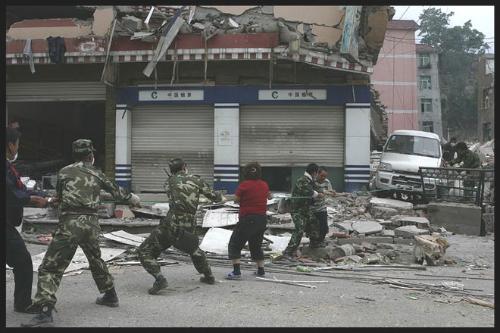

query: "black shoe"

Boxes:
[200, 275, 215, 285]
[148, 276, 168, 295]
[96, 287, 119, 307]
[21, 304, 53, 327]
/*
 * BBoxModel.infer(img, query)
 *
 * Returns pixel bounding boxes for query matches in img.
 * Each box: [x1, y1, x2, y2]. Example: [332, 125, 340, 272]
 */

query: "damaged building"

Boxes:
[6, 5, 394, 194]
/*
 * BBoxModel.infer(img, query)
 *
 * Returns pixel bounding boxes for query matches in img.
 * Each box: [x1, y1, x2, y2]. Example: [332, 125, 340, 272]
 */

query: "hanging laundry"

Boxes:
[46, 36, 66, 64]
[22, 38, 35, 73]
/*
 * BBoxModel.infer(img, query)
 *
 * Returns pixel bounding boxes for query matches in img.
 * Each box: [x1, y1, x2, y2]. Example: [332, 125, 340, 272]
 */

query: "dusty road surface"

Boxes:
[5, 234, 494, 327]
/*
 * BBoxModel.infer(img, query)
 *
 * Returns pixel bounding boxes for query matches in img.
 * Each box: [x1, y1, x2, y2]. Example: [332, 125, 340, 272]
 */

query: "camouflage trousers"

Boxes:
[32, 214, 114, 307]
[308, 210, 328, 246]
[284, 209, 312, 254]
[137, 212, 212, 279]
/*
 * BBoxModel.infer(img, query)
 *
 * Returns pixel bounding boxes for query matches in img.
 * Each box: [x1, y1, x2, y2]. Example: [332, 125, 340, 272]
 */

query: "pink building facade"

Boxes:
[372, 20, 419, 134]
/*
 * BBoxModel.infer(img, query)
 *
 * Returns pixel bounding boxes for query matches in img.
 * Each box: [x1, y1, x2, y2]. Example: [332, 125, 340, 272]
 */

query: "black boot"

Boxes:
[199, 267, 215, 285]
[148, 275, 168, 295]
[96, 287, 119, 307]
[200, 274, 215, 284]
[21, 304, 53, 327]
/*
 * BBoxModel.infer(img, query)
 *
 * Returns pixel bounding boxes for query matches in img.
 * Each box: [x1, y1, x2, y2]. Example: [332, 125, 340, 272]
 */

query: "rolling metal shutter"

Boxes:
[240, 105, 344, 166]
[6, 82, 106, 102]
[131, 105, 214, 192]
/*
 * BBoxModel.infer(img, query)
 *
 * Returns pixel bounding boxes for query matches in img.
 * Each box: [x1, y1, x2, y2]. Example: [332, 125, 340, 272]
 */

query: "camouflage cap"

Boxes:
[72, 139, 96, 154]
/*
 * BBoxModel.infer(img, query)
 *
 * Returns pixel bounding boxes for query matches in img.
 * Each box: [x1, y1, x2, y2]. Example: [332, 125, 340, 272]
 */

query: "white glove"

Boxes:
[129, 193, 141, 207]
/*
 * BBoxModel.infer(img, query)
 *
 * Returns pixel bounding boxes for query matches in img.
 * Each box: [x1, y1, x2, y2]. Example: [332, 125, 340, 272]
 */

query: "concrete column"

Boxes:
[344, 103, 371, 192]
[115, 104, 132, 191]
[213, 103, 239, 194]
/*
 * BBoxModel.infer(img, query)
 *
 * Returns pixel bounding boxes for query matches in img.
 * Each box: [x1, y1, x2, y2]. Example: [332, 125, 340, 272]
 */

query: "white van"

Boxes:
[374, 130, 442, 193]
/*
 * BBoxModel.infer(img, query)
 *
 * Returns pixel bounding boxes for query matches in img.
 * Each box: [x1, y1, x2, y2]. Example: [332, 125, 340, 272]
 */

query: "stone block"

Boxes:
[392, 215, 430, 229]
[332, 221, 354, 233]
[427, 202, 482, 236]
[351, 220, 383, 235]
[394, 237, 415, 245]
[370, 197, 414, 210]
[381, 229, 395, 237]
[370, 206, 399, 219]
[336, 236, 393, 245]
[394, 225, 429, 238]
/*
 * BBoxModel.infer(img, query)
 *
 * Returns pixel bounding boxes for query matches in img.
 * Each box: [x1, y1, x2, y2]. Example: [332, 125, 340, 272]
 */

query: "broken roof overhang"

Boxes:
[6, 5, 386, 75]
[6, 33, 373, 75]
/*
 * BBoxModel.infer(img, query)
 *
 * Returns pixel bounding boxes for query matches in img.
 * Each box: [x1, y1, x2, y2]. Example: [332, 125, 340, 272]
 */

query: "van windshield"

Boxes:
[384, 135, 441, 158]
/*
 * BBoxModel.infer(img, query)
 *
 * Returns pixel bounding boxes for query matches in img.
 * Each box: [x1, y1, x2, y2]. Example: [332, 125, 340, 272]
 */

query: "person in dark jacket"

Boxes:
[6, 127, 54, 313]
[226, 162, 271, 280]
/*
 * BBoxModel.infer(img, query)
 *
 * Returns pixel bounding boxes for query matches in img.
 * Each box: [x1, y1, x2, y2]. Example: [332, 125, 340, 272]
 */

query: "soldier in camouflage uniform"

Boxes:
[23, 139, 141, 327]
[282, 163, 324, 258]
[137, 158, 223, 295]
[308, 166, 335, 248]
[452, 142, 481, 200]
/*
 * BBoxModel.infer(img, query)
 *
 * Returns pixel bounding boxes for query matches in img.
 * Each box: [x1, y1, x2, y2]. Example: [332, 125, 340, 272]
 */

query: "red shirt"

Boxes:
[235, 179, 269, 218]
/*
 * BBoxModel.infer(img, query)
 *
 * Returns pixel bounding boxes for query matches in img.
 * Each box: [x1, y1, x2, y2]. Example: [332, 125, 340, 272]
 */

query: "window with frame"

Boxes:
[422, 121, 434, 133]
[419, 76, 432, 90]
[420, 98, 433, 113]
[483, 89, 490, 109]
[418, 54, 431, 68]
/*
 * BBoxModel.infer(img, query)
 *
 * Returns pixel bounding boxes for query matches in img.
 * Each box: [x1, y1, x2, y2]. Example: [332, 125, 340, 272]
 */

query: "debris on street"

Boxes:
[30, 247, 126, 274]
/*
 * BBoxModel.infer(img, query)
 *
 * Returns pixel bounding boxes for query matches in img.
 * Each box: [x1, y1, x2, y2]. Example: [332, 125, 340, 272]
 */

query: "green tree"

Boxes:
[418, 8, 489, 140]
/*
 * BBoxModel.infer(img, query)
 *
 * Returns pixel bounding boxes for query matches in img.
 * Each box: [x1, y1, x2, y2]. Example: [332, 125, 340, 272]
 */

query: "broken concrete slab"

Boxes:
[202, 208, 239, 228]
[370, 197, 414, 210]
[427, 202, 482, 236]
[332, 221, 354, 233]
[394, 225, 429, 238]
[336, 236, 393, 245]
[393, 238, 415, 245]
[199, 227, 232, 255]
[351, 220, 383, 235]
[370, 206, 399, 219]
[380, 229, 395, 237]
[392, 215, 430, 229]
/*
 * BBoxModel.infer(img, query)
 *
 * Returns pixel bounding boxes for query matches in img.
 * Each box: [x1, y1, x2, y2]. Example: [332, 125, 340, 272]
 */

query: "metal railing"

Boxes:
[419, 167, 494, 235]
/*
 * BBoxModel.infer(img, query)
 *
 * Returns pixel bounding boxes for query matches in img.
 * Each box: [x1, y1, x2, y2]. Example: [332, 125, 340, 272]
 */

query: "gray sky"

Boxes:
[392, 6, 494, 53]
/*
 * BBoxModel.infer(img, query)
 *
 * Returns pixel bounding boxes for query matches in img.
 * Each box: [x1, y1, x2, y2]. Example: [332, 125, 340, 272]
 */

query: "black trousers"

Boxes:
[228, 214, 267, 261]
[313, 210, 329, 242]
[6, 224, 33, 309]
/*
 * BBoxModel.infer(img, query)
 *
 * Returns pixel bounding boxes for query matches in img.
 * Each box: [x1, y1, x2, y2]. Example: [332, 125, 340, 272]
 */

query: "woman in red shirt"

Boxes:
[226, 162, 271, 279]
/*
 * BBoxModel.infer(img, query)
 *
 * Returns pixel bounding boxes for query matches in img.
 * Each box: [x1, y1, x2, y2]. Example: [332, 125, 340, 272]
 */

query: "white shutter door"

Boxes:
[131, 105, 213, 192]
[240, 105, 344, 166]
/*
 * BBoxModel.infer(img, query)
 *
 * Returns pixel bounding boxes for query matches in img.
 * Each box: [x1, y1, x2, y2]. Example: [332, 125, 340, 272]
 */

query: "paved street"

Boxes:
[5, 234, 494, 327]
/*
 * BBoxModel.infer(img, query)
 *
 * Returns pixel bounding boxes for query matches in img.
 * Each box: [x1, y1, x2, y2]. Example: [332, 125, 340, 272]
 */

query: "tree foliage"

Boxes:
[418, 8, 489, 139]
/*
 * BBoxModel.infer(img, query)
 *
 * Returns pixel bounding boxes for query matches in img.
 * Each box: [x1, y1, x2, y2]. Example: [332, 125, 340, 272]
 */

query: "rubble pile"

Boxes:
[469, 139, 494, 167]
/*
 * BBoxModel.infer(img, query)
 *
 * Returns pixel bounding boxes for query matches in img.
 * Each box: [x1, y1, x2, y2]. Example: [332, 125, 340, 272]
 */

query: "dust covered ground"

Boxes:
[5, 233, 494, 327]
